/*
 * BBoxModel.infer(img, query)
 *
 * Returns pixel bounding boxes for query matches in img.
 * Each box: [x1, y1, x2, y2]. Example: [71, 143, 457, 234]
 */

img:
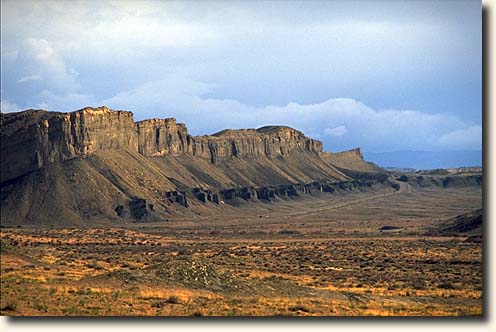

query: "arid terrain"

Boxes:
[0, 184, 482, 316]
[0, 107, 483, 316]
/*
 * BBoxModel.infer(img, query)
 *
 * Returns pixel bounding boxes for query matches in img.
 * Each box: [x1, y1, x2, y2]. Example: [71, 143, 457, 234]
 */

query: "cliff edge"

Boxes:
[1, 106, 385, 226]
[2, 107, 324, 183]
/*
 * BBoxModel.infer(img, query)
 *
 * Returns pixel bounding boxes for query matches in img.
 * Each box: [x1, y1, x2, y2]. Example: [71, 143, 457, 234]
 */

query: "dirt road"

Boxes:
[287, 179, 412, 219]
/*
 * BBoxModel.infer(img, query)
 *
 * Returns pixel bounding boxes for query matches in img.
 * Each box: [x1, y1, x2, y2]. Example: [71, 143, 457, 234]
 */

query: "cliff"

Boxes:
[136, 118, 189, 156]
[1, 107, 324, 183]
[1, 106, 390, 226]
[135, 120, 321, 163]
[321, 148, 383, 174]
[1, 107, 137, 183]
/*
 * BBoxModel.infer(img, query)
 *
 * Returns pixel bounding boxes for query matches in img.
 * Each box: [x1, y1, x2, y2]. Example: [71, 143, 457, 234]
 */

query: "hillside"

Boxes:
[425, 209, 482, 239]
[1, 106, 389, 226]
[321, 148, 383, 174]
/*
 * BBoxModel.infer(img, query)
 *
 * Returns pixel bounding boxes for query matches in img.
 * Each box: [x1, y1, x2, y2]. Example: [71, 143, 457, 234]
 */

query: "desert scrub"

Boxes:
[150, 295, 181, 308]
[0, 297, 18, 312]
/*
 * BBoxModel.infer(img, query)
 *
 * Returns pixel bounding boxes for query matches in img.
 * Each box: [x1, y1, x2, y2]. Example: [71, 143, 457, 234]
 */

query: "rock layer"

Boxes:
[0, 106, 390, 226]
[1, 107, 137, 182]
[136, 118, 189, 156]
[1, 106, 324, 182]
[321, 148, 382, 174]
[220, 178, 385, 203]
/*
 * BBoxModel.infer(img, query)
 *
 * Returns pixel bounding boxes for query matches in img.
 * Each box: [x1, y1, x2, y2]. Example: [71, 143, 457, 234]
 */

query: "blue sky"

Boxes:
[1, 0, 482, 157]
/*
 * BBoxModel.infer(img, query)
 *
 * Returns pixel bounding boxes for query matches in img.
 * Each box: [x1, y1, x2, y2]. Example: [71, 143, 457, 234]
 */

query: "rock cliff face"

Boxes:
[1, 106, 324, 182]
[219, 177, 386, 203]
[136, 118, 189, 156]
[321, 148, 383, 174]
[1, 106, 390, 226]
[2, 106, 481, 227]
[213, 126, 321, 157]
[135, 121, 322, 163]
[1, 107, 137, 182]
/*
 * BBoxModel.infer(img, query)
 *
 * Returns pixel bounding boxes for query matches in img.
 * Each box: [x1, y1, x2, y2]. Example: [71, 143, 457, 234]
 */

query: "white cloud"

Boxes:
[34, 90, 94, 112]
[0, 1, 480, 155]
[87, 14, 219, 51]
[17, 75, 41, 83]
[98, 78, 481, 152]
[0, 100, 21, 113]
[13, 38, 79, 92]
[1, 1, 223, 63]
[438, 125, 482, 150]
[325, 126, 348, 137]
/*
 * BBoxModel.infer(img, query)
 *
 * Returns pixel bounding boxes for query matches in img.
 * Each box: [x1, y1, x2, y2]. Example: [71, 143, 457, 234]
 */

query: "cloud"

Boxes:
[0, 100, 21, 113]
[86, 12, 219, 51]
[13, 38, 79, 92]
[324, 126, 348, 137]
[99, 78, 481, 152]
[2, 1, 222, 61]
[17, 75, 41, 83]
[438, 125, 482, 150]
[1, 37, 87, 112]
[33, 90, 94, 112]
[0, 1, 480, 155]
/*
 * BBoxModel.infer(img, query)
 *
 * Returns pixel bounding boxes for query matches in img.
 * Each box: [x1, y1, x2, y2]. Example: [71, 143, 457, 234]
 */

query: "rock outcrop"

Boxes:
[1, 106, 395, 226]
[166, 191, 188, 207]
[219, 178, 384, 203]
[396, 174, 482, 188]
[211, 126, 322, 158]
[1, 107, 324, 183]
[115, 198, 159, 221]
[136, 118, 190, 156]
[1, 107, 137, 183]
[192, 188, 220, 204]
[322, 148, 383, 174]
[136, 123, 322, 163]
[1, 106, 483, 227]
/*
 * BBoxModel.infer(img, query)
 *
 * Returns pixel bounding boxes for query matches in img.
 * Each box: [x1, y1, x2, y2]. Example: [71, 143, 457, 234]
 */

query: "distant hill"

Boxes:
[363, 150, 482, 170]
[383, 167, 417, 173]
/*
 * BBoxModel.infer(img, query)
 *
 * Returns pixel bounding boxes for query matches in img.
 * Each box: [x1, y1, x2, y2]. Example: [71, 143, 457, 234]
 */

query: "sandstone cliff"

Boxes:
[135, 120, 321, 163]
[321, 148, 383, 174]
[1, 107, 137, 183]
[135, 118, 189, 156]
[1, 106, 326, 183]
[1, 106, 387, 226]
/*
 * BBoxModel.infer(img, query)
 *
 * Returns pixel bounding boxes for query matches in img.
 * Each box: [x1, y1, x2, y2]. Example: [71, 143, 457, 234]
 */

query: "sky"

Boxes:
[0, 0, 482, 163]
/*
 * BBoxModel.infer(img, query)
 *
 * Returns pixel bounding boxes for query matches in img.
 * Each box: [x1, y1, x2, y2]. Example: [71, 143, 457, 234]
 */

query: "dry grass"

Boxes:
[0, 186, 482, 316]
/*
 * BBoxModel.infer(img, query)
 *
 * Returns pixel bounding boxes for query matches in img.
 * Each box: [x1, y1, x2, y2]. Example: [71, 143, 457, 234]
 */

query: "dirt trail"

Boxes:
[128, 179, 415, 227]
[288, 180, 412, 219]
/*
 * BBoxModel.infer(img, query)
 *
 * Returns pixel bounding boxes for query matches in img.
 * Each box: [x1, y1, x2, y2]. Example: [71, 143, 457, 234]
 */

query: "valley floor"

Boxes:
[0, 186, 483, 316]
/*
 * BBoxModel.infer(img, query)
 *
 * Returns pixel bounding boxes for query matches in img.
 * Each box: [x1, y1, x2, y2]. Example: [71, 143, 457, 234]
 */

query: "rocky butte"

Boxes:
[0, 106, 385, 225]
[1, 106, 327, 182]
